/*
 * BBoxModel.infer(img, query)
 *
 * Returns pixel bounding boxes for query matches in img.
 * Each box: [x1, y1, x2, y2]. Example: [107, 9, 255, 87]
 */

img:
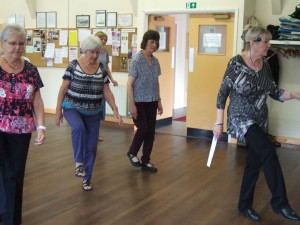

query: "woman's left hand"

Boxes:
[157, 101, 163, 115]
[35, 130, 46, 146]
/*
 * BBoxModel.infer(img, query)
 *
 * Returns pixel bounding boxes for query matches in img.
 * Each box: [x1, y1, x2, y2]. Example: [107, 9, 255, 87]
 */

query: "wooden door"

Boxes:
[148, 15, 176, 122]
[187, 14, 235, 135]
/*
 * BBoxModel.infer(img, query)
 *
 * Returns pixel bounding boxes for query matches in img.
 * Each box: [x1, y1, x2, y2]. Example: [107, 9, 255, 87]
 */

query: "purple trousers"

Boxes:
[63, 109, 101, 181]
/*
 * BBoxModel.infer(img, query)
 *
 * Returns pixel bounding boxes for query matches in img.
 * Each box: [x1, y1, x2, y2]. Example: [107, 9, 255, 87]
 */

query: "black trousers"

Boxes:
[238, 124, 289, 211]
[0, 132, 31, 225]
[128, 101, 158, 164]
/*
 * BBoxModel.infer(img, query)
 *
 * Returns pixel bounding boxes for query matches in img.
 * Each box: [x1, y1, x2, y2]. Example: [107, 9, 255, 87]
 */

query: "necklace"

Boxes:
[3, 57, 21, 70]
[249, 57, 259, 73]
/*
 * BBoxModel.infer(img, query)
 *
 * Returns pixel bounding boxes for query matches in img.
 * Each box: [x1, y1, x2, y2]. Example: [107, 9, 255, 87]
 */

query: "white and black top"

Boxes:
[62, 59, 109, 115]
[216, 55, 284, 142]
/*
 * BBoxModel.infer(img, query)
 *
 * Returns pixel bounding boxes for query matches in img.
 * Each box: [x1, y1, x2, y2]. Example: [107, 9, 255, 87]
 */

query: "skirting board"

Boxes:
[229, 135, 300, 148]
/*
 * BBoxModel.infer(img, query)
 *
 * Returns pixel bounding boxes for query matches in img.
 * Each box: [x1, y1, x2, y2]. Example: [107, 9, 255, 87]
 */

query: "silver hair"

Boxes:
[80, 35, 101, 53]
[0, 23, 26, 42]
[242, 26, 272, 51]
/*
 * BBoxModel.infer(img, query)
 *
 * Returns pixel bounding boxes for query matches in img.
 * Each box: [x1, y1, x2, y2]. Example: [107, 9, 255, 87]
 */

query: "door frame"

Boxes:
[142, 8, 239, 138]
[141, 8, 239, 55]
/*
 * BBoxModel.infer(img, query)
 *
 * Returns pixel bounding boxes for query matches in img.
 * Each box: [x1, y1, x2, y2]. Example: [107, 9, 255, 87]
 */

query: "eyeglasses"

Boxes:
[5, 41, 25, 47]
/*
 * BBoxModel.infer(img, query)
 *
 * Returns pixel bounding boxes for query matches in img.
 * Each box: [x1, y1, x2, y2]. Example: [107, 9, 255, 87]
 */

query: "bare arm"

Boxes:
[54, 79, 70, 126]
[33, 89, 46, 145]
[127, 76, 137, 119]
[281, 90, 300, 101]
[157, 81, 163, 115]
[106, 65, 118, 86]
[103, 84, 123, 125]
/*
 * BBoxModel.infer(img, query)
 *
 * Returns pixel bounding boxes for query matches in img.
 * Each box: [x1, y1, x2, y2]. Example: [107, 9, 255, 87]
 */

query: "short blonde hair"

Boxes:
[95, 31, 108, 40]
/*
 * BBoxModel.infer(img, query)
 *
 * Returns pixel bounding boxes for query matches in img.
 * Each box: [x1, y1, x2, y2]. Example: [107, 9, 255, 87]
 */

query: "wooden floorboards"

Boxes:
[20, 114, 300, 225]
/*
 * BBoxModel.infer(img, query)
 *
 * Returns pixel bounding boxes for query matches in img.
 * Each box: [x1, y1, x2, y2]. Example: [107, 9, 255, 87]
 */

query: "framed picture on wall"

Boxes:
[117, 13, 133, 27]
[46, 12, 57, 28]
[36, 12, 46, 28]
[76, 15, 90, 28]
[106, 12, 117, 27]
[96, 10, 106, 27]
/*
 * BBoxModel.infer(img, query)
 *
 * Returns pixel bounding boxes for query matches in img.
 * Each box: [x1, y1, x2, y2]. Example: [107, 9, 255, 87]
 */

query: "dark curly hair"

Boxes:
[140, 30, 160, 50]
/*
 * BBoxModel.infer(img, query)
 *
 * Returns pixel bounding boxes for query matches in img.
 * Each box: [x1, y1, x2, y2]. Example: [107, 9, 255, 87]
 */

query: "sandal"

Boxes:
[82, 180, 93, 191]
[75, 165, 86, 177]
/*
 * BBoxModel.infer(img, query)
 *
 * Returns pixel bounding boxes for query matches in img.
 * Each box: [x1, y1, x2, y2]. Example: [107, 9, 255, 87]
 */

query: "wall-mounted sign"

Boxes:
[186, 2, 197, 9]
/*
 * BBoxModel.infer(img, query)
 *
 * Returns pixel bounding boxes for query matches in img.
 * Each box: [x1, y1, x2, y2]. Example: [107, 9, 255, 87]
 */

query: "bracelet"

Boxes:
[37, 125, 47, 131]
[111, 106, 118, 111]
[214, 122, 224, 126]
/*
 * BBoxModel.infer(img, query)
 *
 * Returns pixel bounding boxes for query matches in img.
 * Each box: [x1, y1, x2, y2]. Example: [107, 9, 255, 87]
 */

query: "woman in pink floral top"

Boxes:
[0, 24, 45, 225]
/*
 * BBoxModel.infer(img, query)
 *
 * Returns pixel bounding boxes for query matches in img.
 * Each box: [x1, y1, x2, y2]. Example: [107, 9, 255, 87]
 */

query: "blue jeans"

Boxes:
[0, 132, 31, 225]
[63, 109, 101, 181]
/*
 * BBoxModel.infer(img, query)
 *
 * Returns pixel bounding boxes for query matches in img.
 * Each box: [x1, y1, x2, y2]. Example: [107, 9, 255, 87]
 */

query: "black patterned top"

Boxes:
[216, 55, 284, 141]
[62, 60, 109, 115]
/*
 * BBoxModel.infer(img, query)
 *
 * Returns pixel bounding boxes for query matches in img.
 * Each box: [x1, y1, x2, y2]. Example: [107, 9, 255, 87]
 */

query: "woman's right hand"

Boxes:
[213, 124, 223, 140]
[111, 79, 119, 87]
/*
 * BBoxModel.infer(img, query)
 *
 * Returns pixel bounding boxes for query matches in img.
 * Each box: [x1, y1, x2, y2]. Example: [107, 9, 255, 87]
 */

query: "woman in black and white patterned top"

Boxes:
[55, 35, 123, 191]
[213, 26, 300, 222]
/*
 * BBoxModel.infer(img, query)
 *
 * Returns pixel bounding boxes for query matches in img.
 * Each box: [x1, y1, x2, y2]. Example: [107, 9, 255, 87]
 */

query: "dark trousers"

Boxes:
[63, 109, 101, 181]
[238, 124, 289, 211]
[0, 132, 31, 225]
[128, 102, 158, 164]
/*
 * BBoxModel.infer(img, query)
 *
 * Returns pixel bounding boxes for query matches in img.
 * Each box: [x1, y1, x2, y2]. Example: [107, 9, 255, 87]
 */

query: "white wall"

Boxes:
[3, 0, 299, 140]
[0, 0, 135, 111]
[255, 0, 300, 139]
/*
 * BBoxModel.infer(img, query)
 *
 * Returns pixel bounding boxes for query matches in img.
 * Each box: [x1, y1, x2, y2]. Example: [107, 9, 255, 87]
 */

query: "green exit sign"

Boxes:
[186, 2, 197, 9]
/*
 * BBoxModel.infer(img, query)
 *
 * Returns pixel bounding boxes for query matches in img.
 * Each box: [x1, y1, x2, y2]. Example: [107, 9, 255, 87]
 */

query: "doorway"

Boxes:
[150, 12, 235, 137]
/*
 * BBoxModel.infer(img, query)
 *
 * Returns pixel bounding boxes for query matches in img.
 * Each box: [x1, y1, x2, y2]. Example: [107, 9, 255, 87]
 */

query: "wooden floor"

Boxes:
[20, 114, 300, 225]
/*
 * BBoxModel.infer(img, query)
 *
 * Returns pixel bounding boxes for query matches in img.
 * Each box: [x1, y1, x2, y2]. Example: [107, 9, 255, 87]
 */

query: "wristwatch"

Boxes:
[37, 125, 47, 131]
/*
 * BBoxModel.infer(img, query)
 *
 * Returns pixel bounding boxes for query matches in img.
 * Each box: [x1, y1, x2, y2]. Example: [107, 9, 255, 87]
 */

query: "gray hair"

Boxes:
[242, 26, 272, 51]
[80, 35, 101, 53]
[0, 23, 26, 42]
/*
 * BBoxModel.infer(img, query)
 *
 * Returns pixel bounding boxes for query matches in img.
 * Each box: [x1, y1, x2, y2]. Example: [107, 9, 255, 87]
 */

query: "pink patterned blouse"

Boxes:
[0, 60, 44, 134]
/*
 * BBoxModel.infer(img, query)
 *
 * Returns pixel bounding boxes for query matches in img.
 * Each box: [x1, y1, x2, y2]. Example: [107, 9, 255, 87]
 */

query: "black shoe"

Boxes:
[239, 207, 261, 221]
[142, 162, 158, 173]
[127, 153, 142, 167]
[274, 207, 300, 221]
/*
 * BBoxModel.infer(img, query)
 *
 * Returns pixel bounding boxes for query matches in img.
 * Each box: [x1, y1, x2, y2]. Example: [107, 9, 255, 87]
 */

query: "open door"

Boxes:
[148, 15, 176, 124]
[187, 13, 235, 137]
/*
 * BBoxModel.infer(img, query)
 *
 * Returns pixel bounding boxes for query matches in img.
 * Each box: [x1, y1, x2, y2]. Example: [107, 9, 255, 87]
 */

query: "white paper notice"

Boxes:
[59, 30, 68, 46]
[44, 43, 55, 58]
[207, 136, 217, 167]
